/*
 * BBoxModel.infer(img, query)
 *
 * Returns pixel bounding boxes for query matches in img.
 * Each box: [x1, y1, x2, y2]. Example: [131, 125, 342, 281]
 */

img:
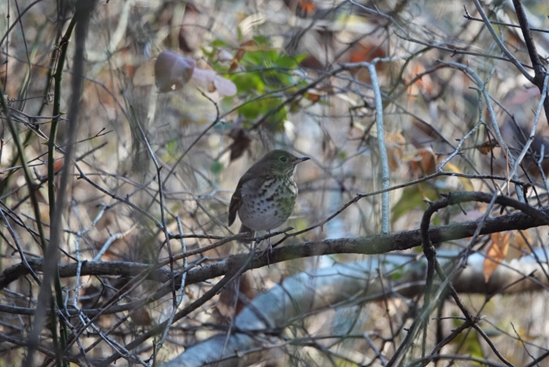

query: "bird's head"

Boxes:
[254, 149, 310, 176]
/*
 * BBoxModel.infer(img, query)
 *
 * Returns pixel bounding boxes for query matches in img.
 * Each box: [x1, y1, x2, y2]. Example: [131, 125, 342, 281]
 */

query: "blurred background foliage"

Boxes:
[1, 0, 549, 365]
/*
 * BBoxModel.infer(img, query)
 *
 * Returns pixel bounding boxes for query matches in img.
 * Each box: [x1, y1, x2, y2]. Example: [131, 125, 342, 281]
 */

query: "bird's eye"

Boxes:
[280, 156, 288, 162]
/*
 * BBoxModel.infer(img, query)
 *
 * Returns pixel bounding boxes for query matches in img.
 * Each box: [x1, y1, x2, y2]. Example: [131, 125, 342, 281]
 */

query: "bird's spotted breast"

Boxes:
[238, 176, 298, 231]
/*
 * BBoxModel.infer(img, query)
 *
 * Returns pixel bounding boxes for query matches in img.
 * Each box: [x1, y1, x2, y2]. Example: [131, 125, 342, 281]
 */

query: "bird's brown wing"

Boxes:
[228, 185, 242, 226]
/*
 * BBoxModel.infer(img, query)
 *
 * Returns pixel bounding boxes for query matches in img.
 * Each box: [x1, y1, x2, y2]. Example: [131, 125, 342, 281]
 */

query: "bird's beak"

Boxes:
[294, 156, 310, 164]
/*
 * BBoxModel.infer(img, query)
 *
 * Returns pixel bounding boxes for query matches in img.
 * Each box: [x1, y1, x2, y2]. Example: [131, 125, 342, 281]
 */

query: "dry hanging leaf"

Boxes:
[305, 91, 321, 103]
[477, 140, 498, 155]
[130, 307, 152, 327]
[191, 68, 216, 93]
[230, 40, 256, 72]
[512, 230, 532, 254]
[385, 131, 406, 171]
[133, 59, 155, 87]
[483, 232, 510, 283]
[213, 74, 237, 97]
[507, 230, 532, 260]
[154, 50, 196, 92]
[191, 68, 237, 97]
[405, 62, 433, 97]
[228, 127, 252, 161]
[345, 41, 388, 82]
[443, 162, 474, 191]
[405, 148, 436, 176]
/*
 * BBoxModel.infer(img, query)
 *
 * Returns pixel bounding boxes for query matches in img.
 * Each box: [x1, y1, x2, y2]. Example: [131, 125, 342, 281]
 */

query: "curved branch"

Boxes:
[511, 0, 549, 123]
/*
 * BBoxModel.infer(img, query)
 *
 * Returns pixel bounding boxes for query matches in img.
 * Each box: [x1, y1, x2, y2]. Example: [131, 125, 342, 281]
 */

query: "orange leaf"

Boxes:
[53, 159, 64, 174]
[477, 140, 498, 155]
[46, 158, 64, 175]
[405, 62, 433, 97]
[348, 42, 386, 64]
[297, 1, 316, 15]
[483, 232, 510, 283]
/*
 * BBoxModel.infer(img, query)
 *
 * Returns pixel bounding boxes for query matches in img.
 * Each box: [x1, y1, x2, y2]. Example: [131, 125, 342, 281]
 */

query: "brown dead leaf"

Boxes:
[385, 131, 406, 171]
[154, 51, 196, 92]
[79, 284, 101, 309]
[477, 140, 498, 155]
[305, 91, 321, 103]
[130, 307, 152, 327]
[483, 232, 510, 283]
[405, 148, 436, 176]
[190, 68, 216, 92]
[132, 59, 155, 87]
[345, 42, 388, 82]
[405, 62, 433, 97]
[230, 40, 256, 72]
[228, 128, 252, 161]
[507, 230, 532, 260]
[348, 42, 387, 64]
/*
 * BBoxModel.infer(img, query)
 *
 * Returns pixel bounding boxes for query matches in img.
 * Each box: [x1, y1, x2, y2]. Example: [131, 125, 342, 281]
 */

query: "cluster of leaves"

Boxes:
[205, 36, 310, 131]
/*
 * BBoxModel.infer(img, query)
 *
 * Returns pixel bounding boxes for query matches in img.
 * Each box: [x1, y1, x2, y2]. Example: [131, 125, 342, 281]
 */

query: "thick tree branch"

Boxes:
[2, 192, 548, 305]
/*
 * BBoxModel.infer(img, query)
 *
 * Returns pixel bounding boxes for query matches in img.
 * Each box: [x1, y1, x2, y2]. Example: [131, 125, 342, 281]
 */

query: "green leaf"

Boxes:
[391, 183, 438, 223]
[220, 97, 234, 112]
[453, 328, 484, 364]
[231, 72, 264, 94]
[166, 140, 177, 156]
[211, 38, 231, 48]
[275, 55, 299, 68]
[252, 35, 270, 45]
[211, 161, 223, 176]
[265, 101, 287, 131]
[238, 101, 261, 120]
[293, 53, 309, 63]
[390, 269, 403, 280]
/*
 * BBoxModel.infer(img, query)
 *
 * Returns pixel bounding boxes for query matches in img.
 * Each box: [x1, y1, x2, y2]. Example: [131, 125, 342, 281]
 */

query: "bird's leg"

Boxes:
[249, 230, 257, 253]
[265, 230, 273, 266]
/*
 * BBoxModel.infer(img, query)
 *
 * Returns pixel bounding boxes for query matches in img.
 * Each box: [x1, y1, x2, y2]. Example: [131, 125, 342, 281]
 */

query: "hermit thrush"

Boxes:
[228, 150, 309, 236]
